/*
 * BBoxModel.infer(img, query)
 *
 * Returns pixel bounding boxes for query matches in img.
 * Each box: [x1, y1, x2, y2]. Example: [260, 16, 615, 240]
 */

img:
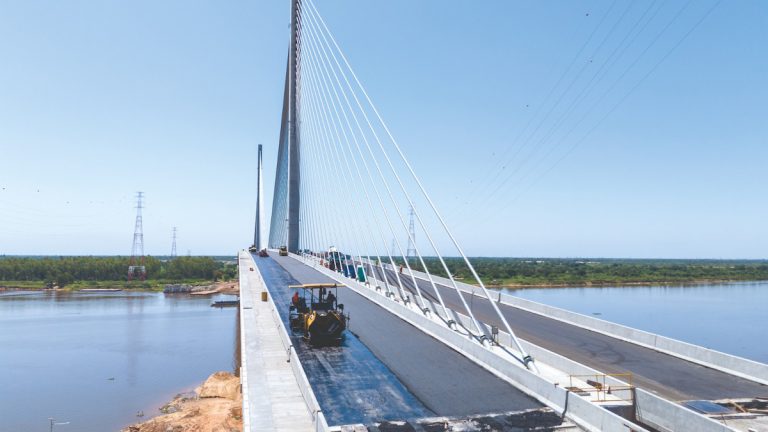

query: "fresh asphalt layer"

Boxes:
[371, 265, 768, 401]
[256, 253, 542, 424]
[254, 254, 431, 426]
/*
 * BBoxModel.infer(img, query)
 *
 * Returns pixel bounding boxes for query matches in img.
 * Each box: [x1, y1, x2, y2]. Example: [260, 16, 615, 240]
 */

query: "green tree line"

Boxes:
[0, 256, 236, 286]
[391, 257, 768, 286]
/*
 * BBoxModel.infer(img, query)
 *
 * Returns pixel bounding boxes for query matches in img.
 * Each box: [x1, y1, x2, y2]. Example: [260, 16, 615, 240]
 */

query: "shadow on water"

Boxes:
[254, 257, 433, 426]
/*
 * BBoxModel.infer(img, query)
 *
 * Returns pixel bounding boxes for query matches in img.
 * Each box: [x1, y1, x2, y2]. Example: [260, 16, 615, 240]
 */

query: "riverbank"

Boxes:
[483, 278, 768, 289]
[165, 281, 239, 295]
[123, 371, 242, 432]
[4, 276, 764, 292]
[0, 280, 238, 293]
[398, 257, 768, 289]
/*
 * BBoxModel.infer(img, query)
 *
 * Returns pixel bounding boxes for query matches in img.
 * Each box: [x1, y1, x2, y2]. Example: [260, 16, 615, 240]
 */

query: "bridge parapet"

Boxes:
[380, 261, 768, 387]
[432, 295, 737, 432]
[293, 253, 650, 432]
[239, 250, 329, 431]
[367, 259, 752, 431]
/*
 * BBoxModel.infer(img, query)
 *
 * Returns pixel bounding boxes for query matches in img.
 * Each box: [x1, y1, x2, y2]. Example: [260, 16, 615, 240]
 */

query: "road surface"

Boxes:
[369, 264, 768, 401]
[254, 253, 543, 426]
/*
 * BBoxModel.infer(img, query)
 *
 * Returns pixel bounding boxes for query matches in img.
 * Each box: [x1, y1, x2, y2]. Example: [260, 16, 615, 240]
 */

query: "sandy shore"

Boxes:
[122, 371, 242, 432]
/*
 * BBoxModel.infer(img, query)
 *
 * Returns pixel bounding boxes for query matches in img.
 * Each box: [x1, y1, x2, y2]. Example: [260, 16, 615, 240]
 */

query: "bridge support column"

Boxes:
[254, 144, 264, 249]
[287, 0, 302, 253]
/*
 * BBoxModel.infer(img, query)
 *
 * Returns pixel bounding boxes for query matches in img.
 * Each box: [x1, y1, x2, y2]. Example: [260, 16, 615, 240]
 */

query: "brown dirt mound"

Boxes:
[123, 371, 242, 432]
[199, 371, 240, 400]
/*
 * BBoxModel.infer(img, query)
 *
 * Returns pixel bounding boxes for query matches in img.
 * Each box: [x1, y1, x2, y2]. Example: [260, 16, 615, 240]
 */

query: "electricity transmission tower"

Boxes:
[406, 204, 417, 260]
[171, 227, 177, 258]
[128, 192, 146, 281]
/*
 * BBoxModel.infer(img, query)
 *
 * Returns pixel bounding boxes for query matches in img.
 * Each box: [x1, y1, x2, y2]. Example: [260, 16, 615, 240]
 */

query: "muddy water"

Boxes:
[0, 290, 237, 432]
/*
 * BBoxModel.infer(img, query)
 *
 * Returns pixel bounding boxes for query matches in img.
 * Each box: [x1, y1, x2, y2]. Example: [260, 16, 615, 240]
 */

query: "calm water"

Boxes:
[0, 290, 238, 432]
[503, 281, 768, 364]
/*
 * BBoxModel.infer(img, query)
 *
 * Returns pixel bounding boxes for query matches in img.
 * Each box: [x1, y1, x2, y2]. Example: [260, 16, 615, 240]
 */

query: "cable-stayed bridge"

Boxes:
[239, 1, 768, 431]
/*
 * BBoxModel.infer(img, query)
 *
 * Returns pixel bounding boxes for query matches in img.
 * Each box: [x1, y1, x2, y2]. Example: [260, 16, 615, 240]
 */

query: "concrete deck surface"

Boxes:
[239, 252, 314, 431]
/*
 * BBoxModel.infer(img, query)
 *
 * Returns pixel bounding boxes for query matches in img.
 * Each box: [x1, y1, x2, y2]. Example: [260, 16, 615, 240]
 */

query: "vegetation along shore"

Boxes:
[391, 257, 768, 288]
[3, 255, 768, 290]
[0, 256, 237, 290]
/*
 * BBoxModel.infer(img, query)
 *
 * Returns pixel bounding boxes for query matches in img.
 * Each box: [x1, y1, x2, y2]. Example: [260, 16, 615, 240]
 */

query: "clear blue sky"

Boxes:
[0, 1, 765, 258]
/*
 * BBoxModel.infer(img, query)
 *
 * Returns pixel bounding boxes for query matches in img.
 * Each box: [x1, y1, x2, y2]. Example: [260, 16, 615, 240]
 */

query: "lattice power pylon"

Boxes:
[128, 192, 146, 281]
[406, 205, 416, 260]
[171, 227, 177, 259]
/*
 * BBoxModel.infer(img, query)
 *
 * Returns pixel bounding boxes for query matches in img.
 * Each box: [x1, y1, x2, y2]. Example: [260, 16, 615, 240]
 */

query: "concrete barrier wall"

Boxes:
[269, 303, 330, 431]
[496, 291, 768, 386]
[238, 255, 254, 431]
[239, 305, 251, 432]
[440, 302, 736, 432]
[634, 389, 736, 432]
[390, 264, 768, 386]
[303, 256, 649, 432]
[245, 254, 330, 432]
[441, 304, 634, 399]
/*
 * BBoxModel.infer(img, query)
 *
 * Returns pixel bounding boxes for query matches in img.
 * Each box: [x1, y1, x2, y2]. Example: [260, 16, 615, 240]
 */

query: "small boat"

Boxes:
[211, 300, 239, 308]
[288, 283, 348, 346]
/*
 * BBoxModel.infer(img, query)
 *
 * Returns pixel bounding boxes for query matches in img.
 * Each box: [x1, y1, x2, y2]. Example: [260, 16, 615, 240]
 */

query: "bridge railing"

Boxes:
[392, 262, 768, 387]
[374, 262, 741, 432]
[293, 253, 653, 432]
[244, 253, 331, 432]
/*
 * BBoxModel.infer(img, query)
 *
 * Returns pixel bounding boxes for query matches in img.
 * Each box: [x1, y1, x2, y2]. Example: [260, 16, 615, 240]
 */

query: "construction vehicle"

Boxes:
[327, 246, 357, 278]
[288, 283, 347, 345]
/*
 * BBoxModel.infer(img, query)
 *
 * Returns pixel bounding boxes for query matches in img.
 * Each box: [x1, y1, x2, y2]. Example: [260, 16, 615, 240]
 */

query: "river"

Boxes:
[0, 290, 238, 432]
[503, 281, 768, 364]
[2, 282, 765, 431]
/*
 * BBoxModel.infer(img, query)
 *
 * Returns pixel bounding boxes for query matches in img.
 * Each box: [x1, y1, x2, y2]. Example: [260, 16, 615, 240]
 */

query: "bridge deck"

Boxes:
[255, 252, 543, 426]
[239, 252, 314, 431]
[372, 266, 768, 401]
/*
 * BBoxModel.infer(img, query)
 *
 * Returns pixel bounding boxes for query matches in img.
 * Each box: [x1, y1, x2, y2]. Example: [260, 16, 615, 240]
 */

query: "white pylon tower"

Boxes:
[406, 204, 417, 260]
[171, 227, 177, 258]
[254, 144, 265, 250]
[128, 192, 146, 281]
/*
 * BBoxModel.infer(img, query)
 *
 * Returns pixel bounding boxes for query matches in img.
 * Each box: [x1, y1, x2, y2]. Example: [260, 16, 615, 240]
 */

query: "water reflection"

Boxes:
[503, 281, 768, 363]
[0, 290, 237, 432]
